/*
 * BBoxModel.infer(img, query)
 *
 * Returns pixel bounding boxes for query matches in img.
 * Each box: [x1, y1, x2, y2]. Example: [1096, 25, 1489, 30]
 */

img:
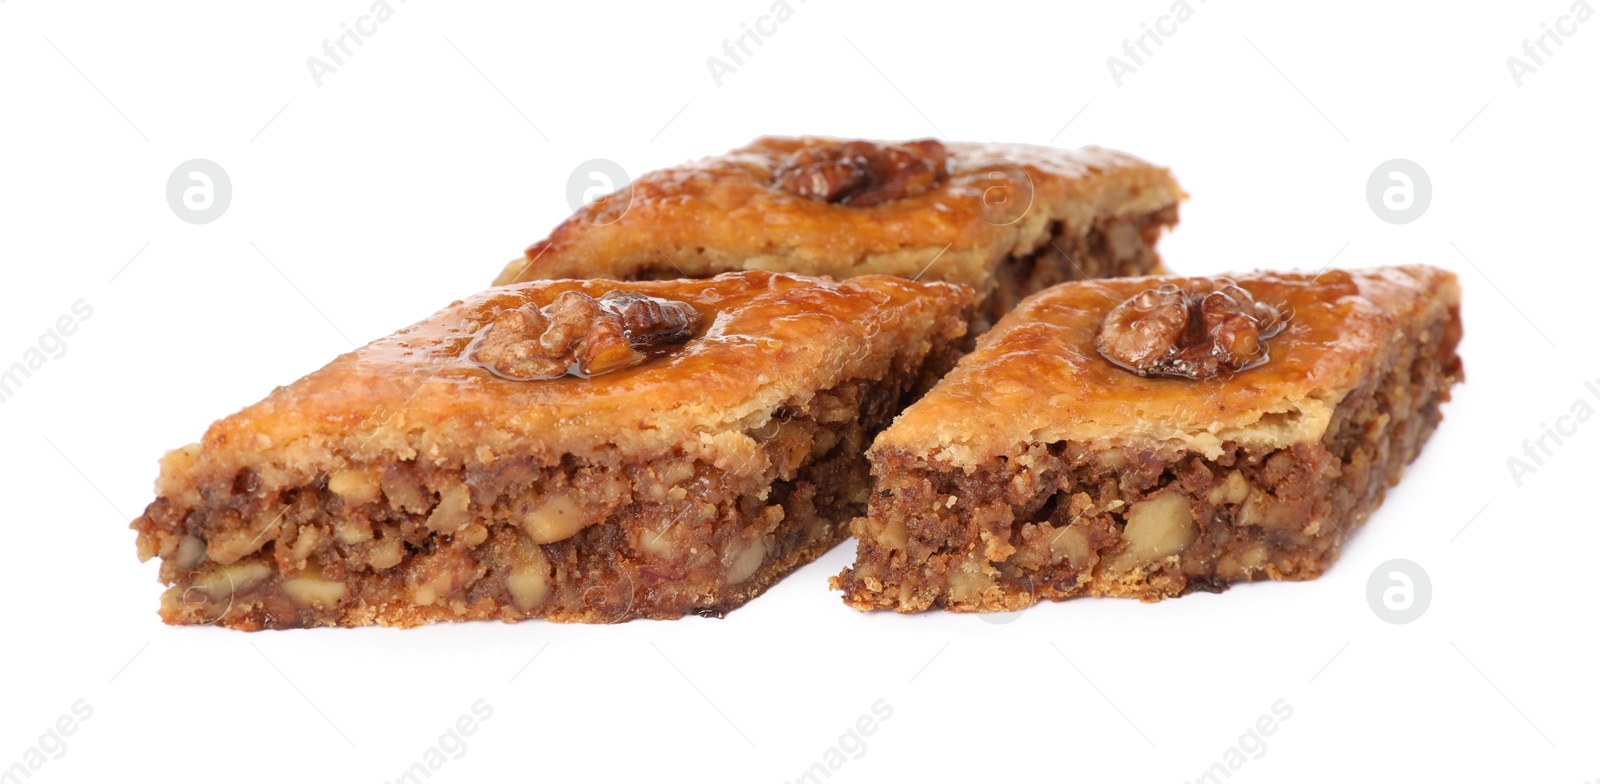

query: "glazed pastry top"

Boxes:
[155, 271, 971, 497]
[878, 266, 1462, 466]
[495, 136, 1183, 289]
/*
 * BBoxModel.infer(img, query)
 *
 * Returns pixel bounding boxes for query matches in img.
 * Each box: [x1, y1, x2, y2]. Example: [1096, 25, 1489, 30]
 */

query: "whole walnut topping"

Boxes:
[473, 289, 700, 379]
[773, 139, 948, 207]
[1095, 279, 1288, 380]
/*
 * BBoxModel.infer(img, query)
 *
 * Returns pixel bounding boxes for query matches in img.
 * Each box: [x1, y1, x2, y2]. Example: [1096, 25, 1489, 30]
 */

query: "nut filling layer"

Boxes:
[133, 336, 966, 630]
[1096, 279, 1287, 380]
[141, 381, 893, 627]
[983, 206, 1178, 335]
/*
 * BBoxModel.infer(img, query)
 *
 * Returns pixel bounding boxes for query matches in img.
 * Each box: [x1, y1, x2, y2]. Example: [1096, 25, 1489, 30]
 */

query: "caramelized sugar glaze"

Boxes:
[494, 137, 1184, 331]
[883, 267, 1464, 464]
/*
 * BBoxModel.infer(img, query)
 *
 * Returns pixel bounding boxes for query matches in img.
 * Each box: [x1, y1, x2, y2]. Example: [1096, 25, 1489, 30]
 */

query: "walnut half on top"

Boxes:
[773, 139, 949, 207]
[473, 289, 701, 380]
[1095, 279, 1288, 380]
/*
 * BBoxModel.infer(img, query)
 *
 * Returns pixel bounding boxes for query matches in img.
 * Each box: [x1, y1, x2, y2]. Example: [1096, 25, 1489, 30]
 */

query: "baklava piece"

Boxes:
[496, 137, 1184, 332]
[835, 267, 1463, 612]
[132, 272, 970, 629]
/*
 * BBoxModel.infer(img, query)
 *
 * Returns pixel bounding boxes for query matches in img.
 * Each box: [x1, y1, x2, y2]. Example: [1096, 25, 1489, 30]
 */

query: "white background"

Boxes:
[2, 1, 1597, 781]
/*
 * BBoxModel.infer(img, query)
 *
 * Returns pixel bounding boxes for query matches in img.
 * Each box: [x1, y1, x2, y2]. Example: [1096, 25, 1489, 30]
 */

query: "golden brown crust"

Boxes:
[494, 137, 1184, 309]
[880, 266, 1463, 467]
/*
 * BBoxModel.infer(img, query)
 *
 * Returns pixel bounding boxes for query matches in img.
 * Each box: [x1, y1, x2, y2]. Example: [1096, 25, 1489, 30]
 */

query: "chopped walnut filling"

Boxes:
[473, 289, 701, 379]
[773, 139, 948, 207]
[1096, 279, 1287, 380]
